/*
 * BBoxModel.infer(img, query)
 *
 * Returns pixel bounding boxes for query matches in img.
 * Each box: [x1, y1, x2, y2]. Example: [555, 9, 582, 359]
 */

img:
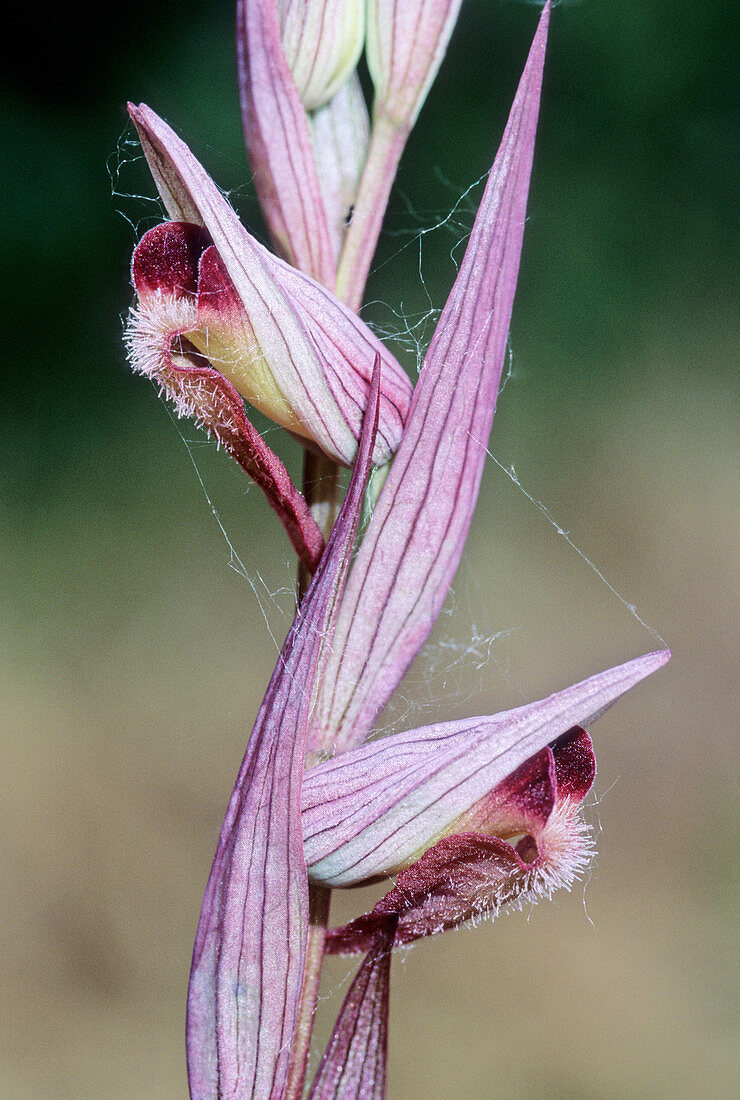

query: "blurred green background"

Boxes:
[2, 0, 738, 1096]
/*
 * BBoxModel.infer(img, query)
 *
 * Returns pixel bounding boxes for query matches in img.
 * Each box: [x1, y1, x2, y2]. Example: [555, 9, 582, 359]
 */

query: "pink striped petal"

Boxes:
[307, 919, 396, 1100]
[303, 650, 669, 887]
[313, 5, 552, 752]
[185, 366, 381, 1099]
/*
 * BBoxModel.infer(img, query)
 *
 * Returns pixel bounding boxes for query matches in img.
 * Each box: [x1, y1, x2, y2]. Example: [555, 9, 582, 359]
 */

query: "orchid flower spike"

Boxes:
[162, 3, 672, 1097]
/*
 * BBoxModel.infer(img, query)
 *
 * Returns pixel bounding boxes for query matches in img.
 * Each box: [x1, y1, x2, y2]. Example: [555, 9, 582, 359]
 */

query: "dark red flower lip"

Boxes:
[132, 220, 209, 300]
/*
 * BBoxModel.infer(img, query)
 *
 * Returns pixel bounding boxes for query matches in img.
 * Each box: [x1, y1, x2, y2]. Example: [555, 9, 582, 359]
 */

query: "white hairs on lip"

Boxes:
[125, 292, 199, 417]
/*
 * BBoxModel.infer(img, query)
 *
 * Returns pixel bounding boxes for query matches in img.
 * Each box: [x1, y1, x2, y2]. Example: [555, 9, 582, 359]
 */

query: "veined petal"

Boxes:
[307, 919, 395, 1100]
[237, 0, 335, 283]
[186, 366, 381, 1098]
[313, 5, 552, 752]
[129, 104, 412, 465]
[303, 650, 669, 887]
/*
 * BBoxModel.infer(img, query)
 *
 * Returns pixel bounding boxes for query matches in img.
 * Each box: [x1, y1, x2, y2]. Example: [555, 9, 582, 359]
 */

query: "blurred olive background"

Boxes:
[2, 1, 737, 1096]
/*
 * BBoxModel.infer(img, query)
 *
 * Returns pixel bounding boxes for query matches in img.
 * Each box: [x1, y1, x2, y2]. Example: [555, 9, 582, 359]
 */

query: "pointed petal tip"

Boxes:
[639, 648, 672, 674]
[528, 1, 551, 74]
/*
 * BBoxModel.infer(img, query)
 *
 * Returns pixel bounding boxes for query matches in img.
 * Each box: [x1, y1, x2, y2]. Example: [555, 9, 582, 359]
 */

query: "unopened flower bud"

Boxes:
[366, 0, 463, 129]
[278, 0, 365, 111]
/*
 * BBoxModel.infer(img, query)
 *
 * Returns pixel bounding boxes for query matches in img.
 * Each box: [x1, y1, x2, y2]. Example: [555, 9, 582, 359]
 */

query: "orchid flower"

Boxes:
[126, 104, 412, 567]
[124, 2, 670, 1096]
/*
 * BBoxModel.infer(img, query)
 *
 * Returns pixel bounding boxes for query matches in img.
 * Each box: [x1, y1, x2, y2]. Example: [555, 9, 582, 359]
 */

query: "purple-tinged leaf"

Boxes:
[308, 919, 396, 1100]
[314, 5, 552, 752]
[237, 0, 335, 284]
[129, 103, 412, 466]
[186, 366, 381, 1099]
[304, 650, 669, 886]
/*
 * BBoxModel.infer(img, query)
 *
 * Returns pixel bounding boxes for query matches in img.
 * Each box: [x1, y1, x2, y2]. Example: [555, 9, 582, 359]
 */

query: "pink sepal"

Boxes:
[303, 650, 667, 887]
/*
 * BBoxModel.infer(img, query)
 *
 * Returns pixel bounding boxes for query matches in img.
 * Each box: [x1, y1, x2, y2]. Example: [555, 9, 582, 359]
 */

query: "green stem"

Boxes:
[297, 448, 342, 602]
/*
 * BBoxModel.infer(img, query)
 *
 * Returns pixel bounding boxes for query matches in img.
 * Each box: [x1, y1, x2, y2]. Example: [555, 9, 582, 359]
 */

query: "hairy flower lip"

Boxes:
[125, 280, 326, 571]
[132, 222, 308, 439]
[323, 728, 599, 954]
[326, 780, 595, 955]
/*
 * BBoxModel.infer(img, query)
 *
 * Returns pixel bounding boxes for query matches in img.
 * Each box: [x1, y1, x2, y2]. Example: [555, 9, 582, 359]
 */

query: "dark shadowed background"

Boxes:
[2, 0, 738, 1096]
